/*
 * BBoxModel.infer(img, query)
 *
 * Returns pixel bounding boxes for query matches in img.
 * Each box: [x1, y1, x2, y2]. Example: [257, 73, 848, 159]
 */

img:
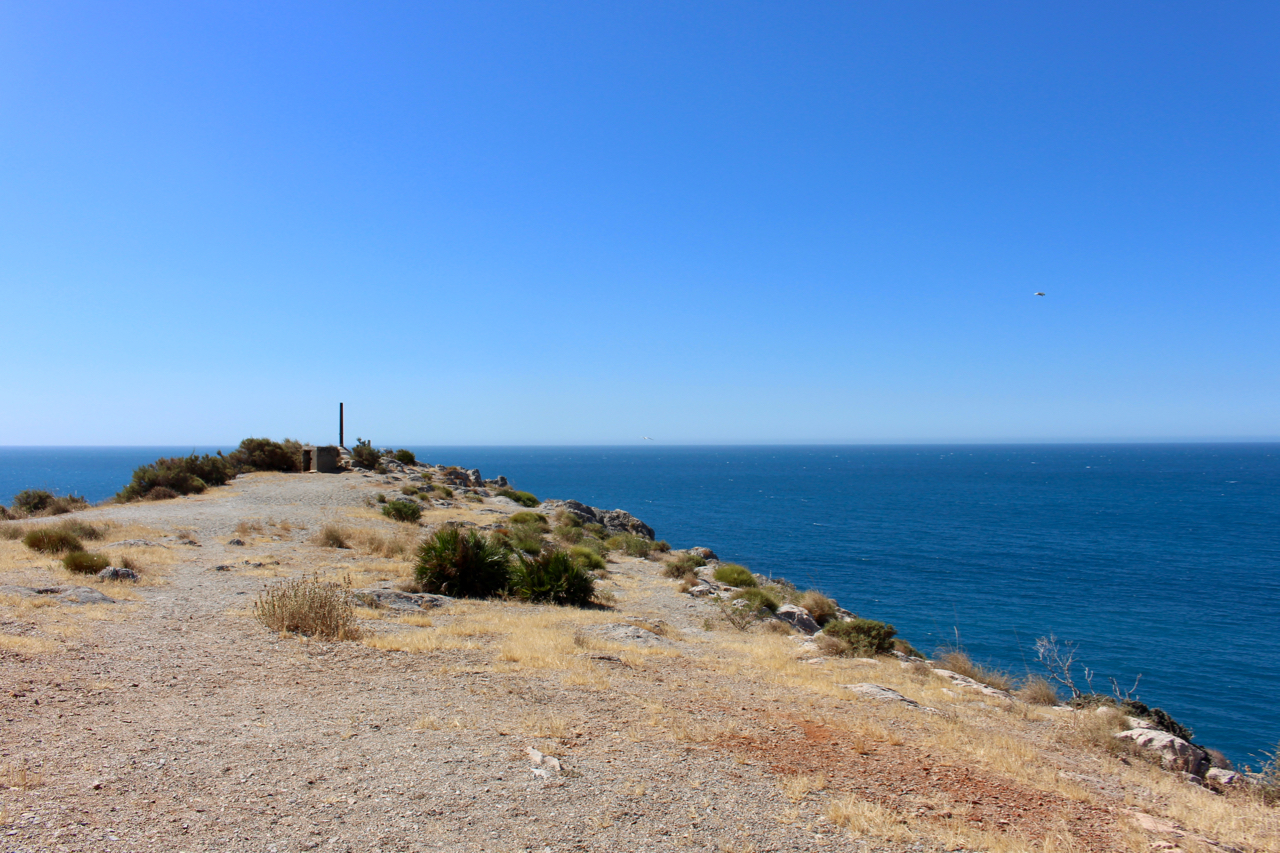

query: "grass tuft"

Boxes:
[713, 563, 757, 587]
[63, 551, 109, 574]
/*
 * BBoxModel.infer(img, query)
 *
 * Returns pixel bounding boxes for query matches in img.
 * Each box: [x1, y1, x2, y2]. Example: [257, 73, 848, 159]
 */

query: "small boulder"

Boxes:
[577, 623, 670, 647]
[774, 604, 820, 635]
[227, 538, 246, 546]
[1115, 729, 1210, 776]
[1206, 768, 1242, 787]
[841, 683, 922, 708]
[96, 567, 138, 581]
[351, 589, 451, 611]
[931, 668, 1014, 700]
[57, 586, 115, 605]
[689, 547, 718, 562]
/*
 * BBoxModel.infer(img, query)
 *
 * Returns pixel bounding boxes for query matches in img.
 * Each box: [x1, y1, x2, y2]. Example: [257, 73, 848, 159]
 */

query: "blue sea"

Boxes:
[3, 444, 1278, 768]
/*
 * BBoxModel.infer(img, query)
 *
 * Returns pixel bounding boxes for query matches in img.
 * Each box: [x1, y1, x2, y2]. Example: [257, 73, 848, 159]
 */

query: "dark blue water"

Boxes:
[3, 444, 1277, 767]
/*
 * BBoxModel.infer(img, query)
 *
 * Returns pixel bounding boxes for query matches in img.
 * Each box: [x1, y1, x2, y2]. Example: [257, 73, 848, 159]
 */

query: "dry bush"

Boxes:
[798, 590, 837, 625]
[935, 649, 1014, 691]
[1065, 705, 1135, 757]
[780, 772, 827, 803]
[1018, 675, 1061, 706]
[313, 524, 351, 549]
[0, 522, 24, 540]
[235, 520, 265, 537]
[349, 526, 417, 559]
[253, 575, 361, 640]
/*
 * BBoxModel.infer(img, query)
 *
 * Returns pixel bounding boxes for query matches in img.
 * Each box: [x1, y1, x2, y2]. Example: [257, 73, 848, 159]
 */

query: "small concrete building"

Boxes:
[300, 445, 342, 473]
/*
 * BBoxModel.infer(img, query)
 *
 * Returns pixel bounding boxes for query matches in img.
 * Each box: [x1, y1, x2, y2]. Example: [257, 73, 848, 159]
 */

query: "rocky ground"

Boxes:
[0, 467, 1275, 853]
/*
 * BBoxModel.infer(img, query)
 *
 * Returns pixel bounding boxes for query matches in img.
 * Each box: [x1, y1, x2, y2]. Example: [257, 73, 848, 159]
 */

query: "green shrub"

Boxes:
[351, 439, 380, 470]
[393, 449, 417, 465]
[510, 549, 595, 607]
[509, 511, 548, 528]
[568, 545, 607, 572]
[821, 617, 898, 656]
[23, 527, 84, 554]
[664, 551, 707, 578]
[400, 485, 419, 496]
[117, 453, 233, 501]
[253, 575, 361, 640]
[10, 490, 88, 517]
[556, 524, 584, 543]
[414, 527, 510, 598]
[497, 489, 540, 508]
[63, 550, 109, 574]
[893, 638, 924, 659]
[145, 486, 180, 501]
[652, 540, 671, 553]
[57, 520, 105, 541]
[375, 493, 387, 503]
[574, 537, 608, 558]
[605, 533, 653, 557]
[381, 500, 422, 523]
[713, 563, 757, 587]
[732, 587, 780, 612]
[433, 485, 454, 499]
[227, 437, 303, 473]
[13, 490, 54, 514]
[506, 522, 546, 555]
[555, 511, 582, 528]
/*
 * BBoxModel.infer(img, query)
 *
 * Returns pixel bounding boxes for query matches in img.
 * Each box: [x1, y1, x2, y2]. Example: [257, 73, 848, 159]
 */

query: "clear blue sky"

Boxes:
[2, 1, 1276, 445]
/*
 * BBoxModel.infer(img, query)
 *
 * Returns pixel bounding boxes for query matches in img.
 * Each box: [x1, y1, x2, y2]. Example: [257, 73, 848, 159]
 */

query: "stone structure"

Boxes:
[301, 445, 342, 474]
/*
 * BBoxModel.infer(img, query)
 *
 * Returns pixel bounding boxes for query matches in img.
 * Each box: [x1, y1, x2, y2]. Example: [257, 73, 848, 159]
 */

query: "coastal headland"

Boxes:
[0, 453, 1274, 852]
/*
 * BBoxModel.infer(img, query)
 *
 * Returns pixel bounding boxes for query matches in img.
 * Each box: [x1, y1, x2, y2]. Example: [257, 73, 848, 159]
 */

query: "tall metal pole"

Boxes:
[339, 403, 344, 448]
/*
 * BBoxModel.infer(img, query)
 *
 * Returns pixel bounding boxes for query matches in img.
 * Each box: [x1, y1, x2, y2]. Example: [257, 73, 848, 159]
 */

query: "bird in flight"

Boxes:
[642, 436, 654, 441]
[1034, 292, 1046, 296]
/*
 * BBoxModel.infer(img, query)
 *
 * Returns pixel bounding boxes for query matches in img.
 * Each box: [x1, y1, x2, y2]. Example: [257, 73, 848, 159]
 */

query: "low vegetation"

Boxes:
[935, 648, 1015, 692]
[732, 587, 780, 612]
[393, 449, 417, 465]
[510, 549, 596, 606]
[797, 590, 837, 625]
[381, 499, 422, 523]
[567, 545, 607, 572]
[117, 453, 234, 501]
[351, 438, 380, 470]
[227, 437, 304, 473]
[313, 524, 350, 549]
[253, 575, 361, 640]
[497, 488, 540, 507]
[819, 617, 898, 656]
[23, 527, 85, 554]
[414, 527, 511, 598]
[8, 489, 89, 517]
[63, 551, 109, 574]
[713, 563, 757, 587]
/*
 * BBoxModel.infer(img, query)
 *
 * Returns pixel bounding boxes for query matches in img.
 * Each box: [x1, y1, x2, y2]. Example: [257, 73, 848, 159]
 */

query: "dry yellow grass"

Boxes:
[0, 633, 57, 655]
[778, 772, 826, 803]
[0, 763, 43, 790]
[825, 794, 914, 842]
